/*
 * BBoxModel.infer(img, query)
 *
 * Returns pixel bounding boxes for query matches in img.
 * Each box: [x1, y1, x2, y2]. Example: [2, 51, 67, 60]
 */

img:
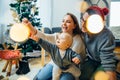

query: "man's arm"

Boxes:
[106, 71, 116, 80]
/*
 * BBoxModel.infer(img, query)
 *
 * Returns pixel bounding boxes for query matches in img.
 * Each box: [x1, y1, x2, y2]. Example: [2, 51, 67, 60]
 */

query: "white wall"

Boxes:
[0, 0, 81, 43]
[0, 0, 81, 28]
[38, 0, 81, 28]
[38, 0, 52, 28]
[52, 0, 81, 27]
[0, 0, 14, 43]
[0, 0, 14, 25]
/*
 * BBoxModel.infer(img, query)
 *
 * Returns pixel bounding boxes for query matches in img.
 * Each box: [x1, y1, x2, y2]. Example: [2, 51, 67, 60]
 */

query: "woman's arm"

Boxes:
[36, 30, 59, 44]
[22, 18, 58, 43]
[71, 35, 86, 60]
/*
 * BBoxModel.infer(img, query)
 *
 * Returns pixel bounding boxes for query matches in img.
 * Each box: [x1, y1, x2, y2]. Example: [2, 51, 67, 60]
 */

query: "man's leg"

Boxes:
[79, 59, 100, 80]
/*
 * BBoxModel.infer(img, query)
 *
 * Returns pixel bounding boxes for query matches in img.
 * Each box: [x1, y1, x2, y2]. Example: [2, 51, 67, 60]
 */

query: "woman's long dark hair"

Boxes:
[66, 13, 82, 35]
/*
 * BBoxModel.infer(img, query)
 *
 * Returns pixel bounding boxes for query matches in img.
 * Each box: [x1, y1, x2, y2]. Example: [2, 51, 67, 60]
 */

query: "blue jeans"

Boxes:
[34, 63, 53, 80]
[60, 72, 75, 80]
[33, 63, 75, 80]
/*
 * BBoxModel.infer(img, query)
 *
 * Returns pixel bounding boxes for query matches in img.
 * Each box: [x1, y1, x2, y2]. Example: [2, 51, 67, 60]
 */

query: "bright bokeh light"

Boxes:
[94, 71, 109, 80]
[17, 76, 30, 80]
[80, 1, 89, 13]
[10, 23, 30, 42]
[86, 14, 104, 34]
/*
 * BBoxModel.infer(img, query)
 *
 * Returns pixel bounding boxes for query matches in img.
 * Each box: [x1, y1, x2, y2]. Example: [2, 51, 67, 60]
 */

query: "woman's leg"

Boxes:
[60, 72, 75, 80]
[33, 63, 53, 80]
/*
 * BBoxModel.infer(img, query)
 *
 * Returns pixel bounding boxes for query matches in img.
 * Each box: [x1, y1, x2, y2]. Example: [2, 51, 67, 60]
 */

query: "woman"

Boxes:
[79, 6, 117, 80]
[22, 13, 86, 80]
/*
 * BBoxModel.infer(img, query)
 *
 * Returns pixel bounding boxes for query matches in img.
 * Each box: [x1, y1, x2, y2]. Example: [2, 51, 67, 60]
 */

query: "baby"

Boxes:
[31, 32, 81, 80]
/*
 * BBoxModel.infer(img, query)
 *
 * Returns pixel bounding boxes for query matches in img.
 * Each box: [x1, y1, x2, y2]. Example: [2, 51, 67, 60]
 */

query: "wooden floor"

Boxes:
[0, 47, 120, 80]
[0, 51, 50, 80]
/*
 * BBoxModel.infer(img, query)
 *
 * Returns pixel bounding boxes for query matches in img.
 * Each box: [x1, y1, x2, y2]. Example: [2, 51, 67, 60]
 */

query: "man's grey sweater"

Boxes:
[84, 27, 116, 71]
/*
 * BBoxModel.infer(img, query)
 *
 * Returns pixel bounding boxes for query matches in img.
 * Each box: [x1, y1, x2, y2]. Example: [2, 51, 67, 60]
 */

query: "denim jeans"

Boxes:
[33, 63, 53, 80]
[60, 72, 75, 80]
[79, 57, 101, 80]
[33, 63, 75, 80]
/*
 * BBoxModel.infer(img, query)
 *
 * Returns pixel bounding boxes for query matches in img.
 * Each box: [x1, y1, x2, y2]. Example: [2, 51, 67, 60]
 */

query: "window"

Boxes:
[110, 2, 120, 27]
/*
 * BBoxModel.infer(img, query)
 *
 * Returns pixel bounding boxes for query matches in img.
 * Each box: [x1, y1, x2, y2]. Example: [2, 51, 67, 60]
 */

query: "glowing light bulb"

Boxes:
[10, 23, 30, 42]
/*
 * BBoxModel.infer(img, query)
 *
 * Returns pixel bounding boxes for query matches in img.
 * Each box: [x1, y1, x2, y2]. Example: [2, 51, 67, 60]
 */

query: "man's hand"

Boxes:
[106, 71, 116, 80]
[72, 57, 80, 64]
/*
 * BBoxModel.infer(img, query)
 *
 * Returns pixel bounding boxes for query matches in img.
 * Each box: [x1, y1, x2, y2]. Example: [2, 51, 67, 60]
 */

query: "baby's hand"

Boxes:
[72, 57, 80, 64]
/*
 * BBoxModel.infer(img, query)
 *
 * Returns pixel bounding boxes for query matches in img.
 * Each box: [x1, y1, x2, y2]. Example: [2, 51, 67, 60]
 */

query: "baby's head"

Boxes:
[56, 32, 73, 50]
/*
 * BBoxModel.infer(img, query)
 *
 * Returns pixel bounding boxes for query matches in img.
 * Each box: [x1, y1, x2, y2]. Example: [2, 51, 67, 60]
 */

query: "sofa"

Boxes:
[43, 27, 61, 34]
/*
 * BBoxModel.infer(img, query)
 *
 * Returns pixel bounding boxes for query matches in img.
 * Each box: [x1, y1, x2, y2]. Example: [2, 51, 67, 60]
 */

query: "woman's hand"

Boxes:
[72, 57, 80, 64]
[22, 18, 37, 36]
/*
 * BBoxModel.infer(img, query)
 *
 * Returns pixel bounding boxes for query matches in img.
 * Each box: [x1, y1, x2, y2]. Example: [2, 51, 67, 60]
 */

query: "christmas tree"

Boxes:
[9, 0, 42, 55]
[9, 0, 42, 28]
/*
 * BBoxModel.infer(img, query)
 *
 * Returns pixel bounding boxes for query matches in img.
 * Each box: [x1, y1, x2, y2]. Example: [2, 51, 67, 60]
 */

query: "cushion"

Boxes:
[0, 50, 22, 60]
